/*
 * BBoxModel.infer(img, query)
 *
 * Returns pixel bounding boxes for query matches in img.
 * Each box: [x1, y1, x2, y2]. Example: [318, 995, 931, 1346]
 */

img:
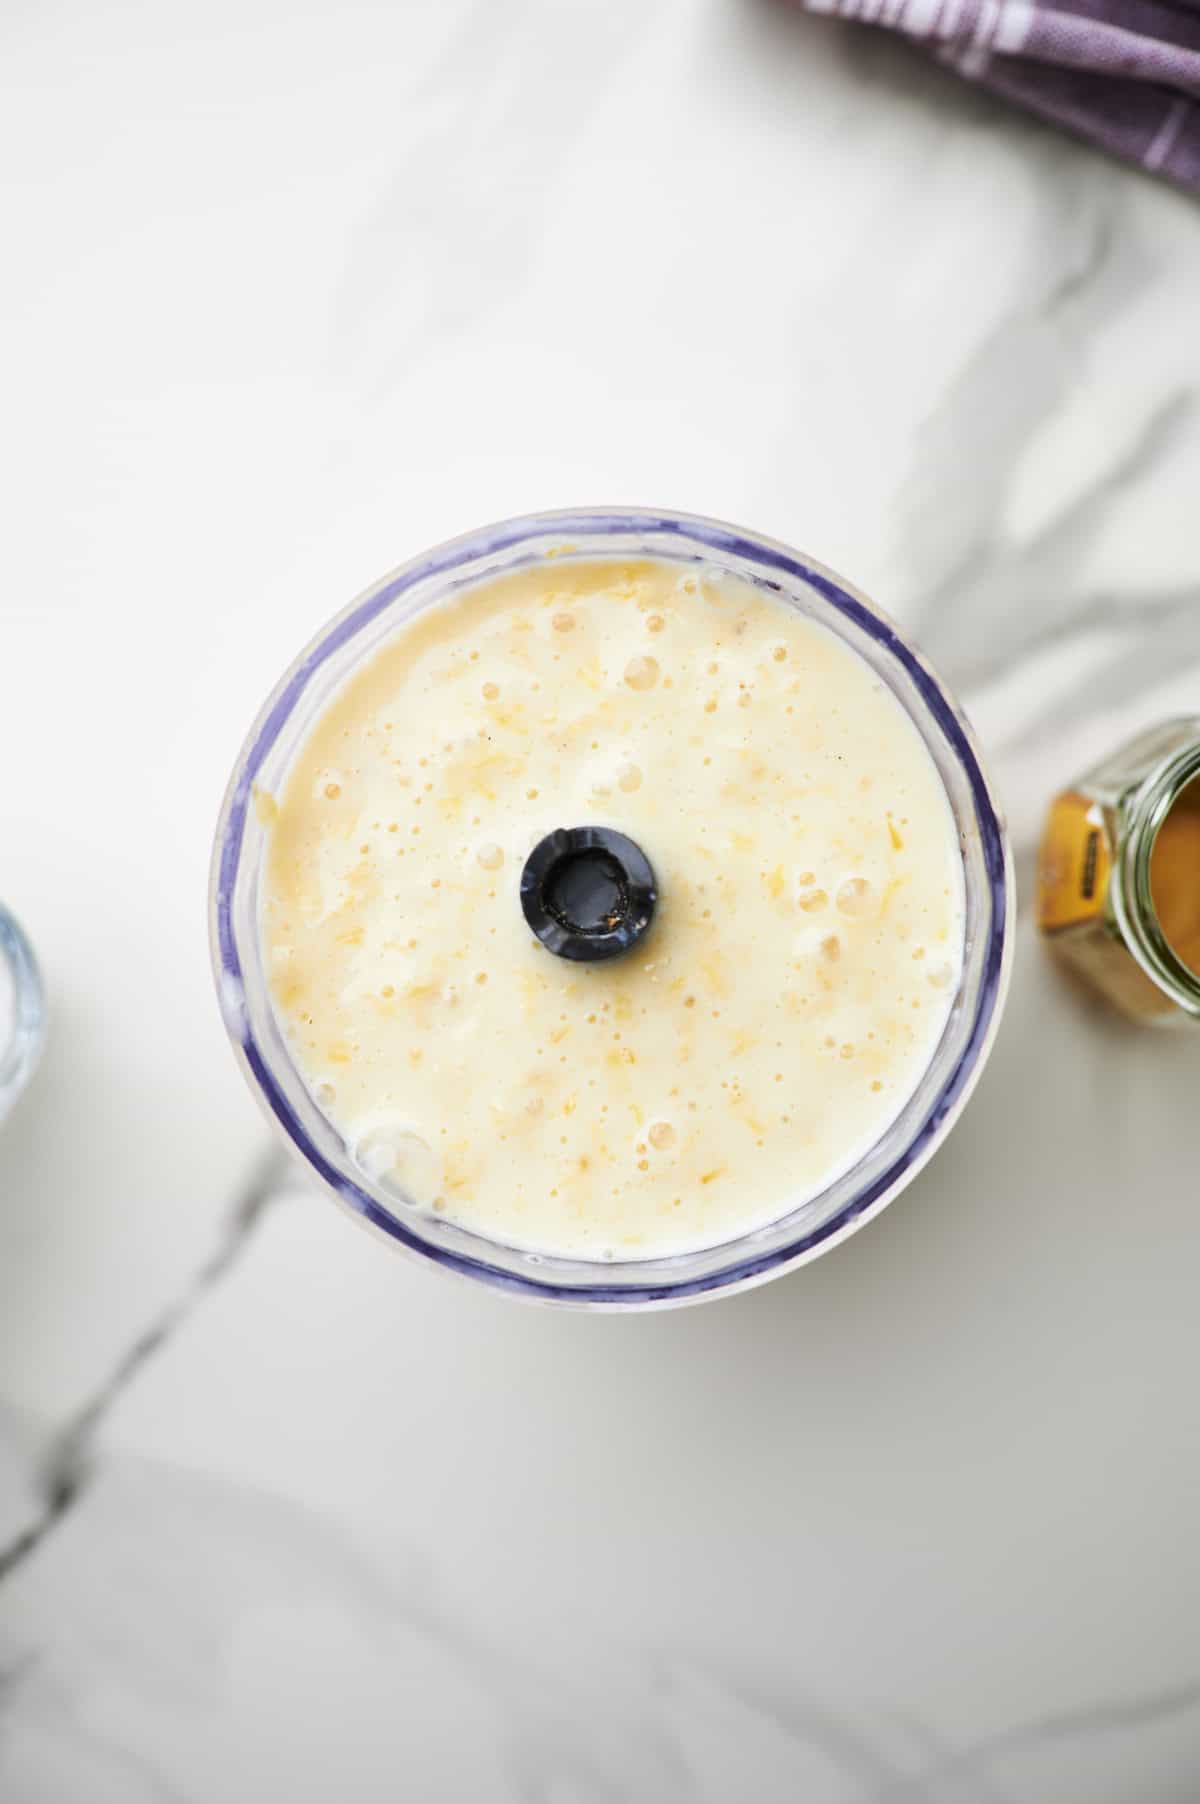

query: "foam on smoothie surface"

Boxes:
[261, 557, 964, 1259]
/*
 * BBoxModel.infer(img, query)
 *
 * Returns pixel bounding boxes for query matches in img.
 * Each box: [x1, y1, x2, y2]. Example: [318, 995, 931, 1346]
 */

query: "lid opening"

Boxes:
[520, 826, 657, 962]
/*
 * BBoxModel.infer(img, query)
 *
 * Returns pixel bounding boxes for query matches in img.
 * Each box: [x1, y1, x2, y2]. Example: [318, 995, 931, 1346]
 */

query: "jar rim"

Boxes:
[1114, 739, 1200, 1018]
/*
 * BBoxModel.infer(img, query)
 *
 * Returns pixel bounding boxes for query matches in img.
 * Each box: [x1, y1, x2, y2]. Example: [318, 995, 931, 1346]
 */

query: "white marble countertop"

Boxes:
[2, 2, 1199, 1798]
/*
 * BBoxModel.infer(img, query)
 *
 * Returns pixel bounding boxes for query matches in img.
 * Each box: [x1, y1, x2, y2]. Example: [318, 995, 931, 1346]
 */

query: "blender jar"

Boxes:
[211, 509, 1013, 1308]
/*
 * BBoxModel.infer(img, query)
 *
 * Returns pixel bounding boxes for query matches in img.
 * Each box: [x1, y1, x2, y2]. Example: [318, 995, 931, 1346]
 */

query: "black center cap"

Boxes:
[520, 827, 657, 962]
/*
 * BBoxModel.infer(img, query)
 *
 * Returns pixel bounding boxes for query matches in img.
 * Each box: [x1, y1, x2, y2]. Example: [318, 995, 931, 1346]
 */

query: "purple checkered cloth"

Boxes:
[799, 0, 1200, 188]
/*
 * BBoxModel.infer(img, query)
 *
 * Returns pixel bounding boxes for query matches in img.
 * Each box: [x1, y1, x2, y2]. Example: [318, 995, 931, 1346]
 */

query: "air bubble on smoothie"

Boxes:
[798, 887, 828, 914]
[314, 1081, 337, 1106]
[481, 681, 500, 700]
[624, 656, 659, 691]
[927, 962, 954, 989]
[618, 764, 642, 793]
[837, 878, 871, 916]
[352, 1123, 440, 1205]
[476, 843, 504, 871]
[648, 1121, 676, 1150]
[698, 563, 734, 598]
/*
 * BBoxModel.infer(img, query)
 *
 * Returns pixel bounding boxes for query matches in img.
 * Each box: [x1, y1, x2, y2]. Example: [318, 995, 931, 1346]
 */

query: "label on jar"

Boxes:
[1037, 790, 1112, 933]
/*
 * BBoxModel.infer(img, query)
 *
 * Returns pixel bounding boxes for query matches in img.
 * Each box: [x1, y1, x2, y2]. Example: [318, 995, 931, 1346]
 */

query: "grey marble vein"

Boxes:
[895, 176, 1127, 637]
[917, 390, 1197, 696]
[888, 163, 1200, 725]
[864, 1680, 1200, 1802]
[0, 1147, 287, 1588]
[326, 0, 642, 402]
[983, 583, 1200, 760]
[659, 1659, 946, 1799]
[0, 1656, 192, 1804]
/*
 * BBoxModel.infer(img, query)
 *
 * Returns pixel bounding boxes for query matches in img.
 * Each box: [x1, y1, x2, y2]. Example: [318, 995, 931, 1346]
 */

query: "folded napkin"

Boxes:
[800, 0, 1200, 189]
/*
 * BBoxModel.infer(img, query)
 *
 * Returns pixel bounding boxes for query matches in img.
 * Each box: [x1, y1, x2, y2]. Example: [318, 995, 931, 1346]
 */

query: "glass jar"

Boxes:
[210, 509, 1014, 1308]
[0, 902, 45, 1123]
[1037, 718, 1200, 1022]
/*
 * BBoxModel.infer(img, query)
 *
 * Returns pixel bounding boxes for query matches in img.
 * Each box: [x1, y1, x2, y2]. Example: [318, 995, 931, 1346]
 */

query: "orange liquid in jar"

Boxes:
[1151, 776, 1200, 979]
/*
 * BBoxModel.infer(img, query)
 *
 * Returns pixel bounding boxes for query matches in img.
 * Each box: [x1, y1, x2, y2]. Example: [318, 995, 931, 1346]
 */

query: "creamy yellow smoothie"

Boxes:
[261, 557, 964, 1260]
